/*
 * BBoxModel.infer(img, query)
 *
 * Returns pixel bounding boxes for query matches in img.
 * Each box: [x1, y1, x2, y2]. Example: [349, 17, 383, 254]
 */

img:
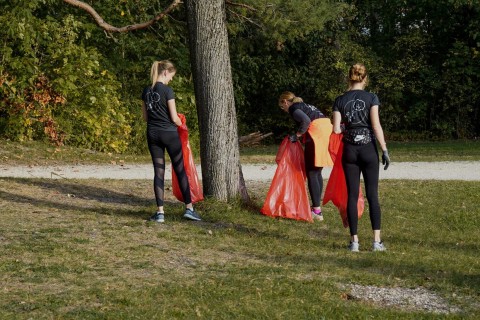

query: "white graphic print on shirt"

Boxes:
[146, 90, 161, 111]
[345, 99, 368, 125]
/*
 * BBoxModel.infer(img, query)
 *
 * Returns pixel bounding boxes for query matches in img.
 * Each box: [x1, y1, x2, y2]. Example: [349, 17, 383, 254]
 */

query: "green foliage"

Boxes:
[345, 0, 480, 139]
[0, 0, 198, 153]
[228, 2, 374, 140]
[2, 0, 479, 154]
[0, 2, 132, 152]
[228, 0, 480, 140]
[64, 0, 198, 154]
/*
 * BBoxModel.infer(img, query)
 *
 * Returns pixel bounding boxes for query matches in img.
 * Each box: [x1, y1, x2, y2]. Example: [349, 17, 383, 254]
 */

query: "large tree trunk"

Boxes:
[185, 0, 248, 202]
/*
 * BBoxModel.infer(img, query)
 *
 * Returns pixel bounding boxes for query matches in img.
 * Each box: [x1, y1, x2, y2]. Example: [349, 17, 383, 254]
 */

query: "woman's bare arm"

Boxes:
[333, 111, 342, 134]
[167, 99, 182, 126]
[370, 105, 387, 151]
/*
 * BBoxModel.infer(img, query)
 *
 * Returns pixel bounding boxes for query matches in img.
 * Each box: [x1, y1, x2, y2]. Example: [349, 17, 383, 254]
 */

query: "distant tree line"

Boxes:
[1, 0, 478, 154]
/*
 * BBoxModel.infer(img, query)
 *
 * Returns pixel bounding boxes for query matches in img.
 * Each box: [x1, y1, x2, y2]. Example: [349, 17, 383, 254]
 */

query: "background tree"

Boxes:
[338, 0, 480, 139]
[0, 0, 133, 151]
[56, 0, 340, 202]
[2, 1, 478, 177]
[184, 0, 247, 201]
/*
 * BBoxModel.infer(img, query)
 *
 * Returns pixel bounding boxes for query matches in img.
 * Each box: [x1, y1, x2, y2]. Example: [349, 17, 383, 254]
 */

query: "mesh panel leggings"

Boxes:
[342, 141, 381, 236]
[147, 129, 191, 206]
[305, 139, 323, 208]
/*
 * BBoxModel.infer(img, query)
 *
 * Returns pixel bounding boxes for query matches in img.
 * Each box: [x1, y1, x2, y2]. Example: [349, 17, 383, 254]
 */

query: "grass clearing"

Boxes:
[0, 178, 478, 319]
[240, 140, 480, 163]
[1, 139, 480, 166]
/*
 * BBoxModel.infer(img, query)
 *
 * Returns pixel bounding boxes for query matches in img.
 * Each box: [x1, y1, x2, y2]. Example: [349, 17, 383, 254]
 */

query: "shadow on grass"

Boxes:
[0, 178, 180, 220]
[2, 178, 478, 298]
[183, 206, 480, 296]
[0, 188, 148, 219]
[391, 233, 480, 258]
[12, 178, 149, 204]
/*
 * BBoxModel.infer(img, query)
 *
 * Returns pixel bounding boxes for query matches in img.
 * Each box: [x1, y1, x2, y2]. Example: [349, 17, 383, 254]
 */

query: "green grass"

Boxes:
[1, 139, 480, 166]
[240, 140, 480, 163]
[0, 139, 152, 166]
[0, 178, 478, 319]
[386, 140, 480, 162]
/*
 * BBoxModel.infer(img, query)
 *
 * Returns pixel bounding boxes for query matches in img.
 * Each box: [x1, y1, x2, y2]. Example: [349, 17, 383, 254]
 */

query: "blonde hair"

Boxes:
[348, 63, 368, 86]
[150, 60, 176, 87]
[279, 91, 303, 104]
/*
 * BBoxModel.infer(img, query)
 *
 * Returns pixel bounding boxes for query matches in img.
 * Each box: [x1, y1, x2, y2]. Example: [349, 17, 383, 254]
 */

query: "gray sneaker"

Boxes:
[184, 208, 202, 221]
[372, 241, 386, 252]
[348, 241, 360, 252]
[149, 212, 165, 223]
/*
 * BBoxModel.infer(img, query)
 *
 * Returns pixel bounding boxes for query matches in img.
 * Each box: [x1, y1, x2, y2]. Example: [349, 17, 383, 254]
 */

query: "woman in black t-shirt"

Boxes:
[332, 63, 390, 252]
[141, 60, 201, 223]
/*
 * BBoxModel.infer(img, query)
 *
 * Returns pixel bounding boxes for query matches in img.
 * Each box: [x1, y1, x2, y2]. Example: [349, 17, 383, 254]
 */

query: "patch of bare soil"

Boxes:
[345, 284, 462, 314]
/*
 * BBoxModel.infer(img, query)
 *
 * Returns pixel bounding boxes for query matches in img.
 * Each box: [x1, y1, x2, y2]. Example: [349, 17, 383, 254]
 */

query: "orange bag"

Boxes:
[260, 136, 312, 222]
[322, 133, 364, 227]
[172, 114, 204, 203]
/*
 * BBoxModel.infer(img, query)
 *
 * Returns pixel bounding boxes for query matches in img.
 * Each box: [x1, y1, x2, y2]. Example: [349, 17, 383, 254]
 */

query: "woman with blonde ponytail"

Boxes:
[141, 60, 202, 223]
[278, 91, 334, 222]
[332, 63, 390, 252]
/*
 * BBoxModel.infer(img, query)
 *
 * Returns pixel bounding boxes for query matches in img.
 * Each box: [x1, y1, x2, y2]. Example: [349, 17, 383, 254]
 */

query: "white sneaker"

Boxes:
[348, 241, 359, 252]
[372, 241, 386, 252]
[149, 212, 164, 223]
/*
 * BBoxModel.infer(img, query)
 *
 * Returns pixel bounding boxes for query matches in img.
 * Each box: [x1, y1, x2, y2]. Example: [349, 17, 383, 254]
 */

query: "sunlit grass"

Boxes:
[240, 140, 480, 163]
[2, 139, 479, 166]
[0, 139, 151, 166]
[0, 178, 478, 319]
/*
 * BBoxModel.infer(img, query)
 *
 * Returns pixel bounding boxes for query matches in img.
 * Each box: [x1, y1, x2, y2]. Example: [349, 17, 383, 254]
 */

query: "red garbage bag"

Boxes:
[172, 114, 204, 203]
[322, 133, 364, 228]
[260, 136, 312, 222]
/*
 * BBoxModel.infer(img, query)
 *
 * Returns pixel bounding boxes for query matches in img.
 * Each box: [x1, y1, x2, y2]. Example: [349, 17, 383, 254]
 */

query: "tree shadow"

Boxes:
[11, 178, 150, 206]
[0, 178, 180, 220]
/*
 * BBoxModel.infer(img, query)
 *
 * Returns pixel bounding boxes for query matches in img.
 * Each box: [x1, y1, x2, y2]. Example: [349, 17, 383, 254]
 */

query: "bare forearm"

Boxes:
[373, 125, 387, 151]
[333, 112, 342, 133]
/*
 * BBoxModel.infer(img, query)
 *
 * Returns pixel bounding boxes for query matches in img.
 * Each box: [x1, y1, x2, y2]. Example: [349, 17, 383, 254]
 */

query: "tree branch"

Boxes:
[227, 8, 262, 29]
[225, 0, 257, 12]
[63, 0, 182, 33]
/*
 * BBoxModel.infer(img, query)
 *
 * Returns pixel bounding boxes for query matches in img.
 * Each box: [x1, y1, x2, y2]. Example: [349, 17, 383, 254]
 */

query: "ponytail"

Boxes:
[150, 60, 176, 87]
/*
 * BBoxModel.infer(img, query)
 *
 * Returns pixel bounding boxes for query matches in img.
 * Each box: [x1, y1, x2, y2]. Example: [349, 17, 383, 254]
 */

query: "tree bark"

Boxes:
[185, 0, 249, 202]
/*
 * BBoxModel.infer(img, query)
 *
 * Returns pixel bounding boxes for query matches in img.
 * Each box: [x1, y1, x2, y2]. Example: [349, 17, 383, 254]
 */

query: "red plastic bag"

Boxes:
[172, 114, 204, 203]
[322, 133, 364, 228]
[260, 136, 312, 222]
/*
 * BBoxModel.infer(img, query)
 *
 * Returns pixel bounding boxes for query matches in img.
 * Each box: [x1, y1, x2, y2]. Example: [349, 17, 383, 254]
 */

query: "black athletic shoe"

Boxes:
[149, 212, 165, 223]
[183, 208, 201, 221]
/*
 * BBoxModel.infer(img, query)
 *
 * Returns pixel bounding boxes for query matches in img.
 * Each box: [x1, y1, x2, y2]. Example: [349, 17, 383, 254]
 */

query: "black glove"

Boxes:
[382, 149, 390, 170]
[289, 134, 298, 143]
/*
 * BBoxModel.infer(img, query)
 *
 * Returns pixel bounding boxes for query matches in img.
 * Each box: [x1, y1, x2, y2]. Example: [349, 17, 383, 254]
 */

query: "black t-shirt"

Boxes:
[333, 90, 380, 130]
[288, 102, 326, 134]
[141, 82, 177, 131]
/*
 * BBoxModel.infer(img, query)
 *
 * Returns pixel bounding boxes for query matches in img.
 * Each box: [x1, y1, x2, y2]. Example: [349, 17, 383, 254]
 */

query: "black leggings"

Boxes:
[342, 141, 381, 236]
[305, 138, 323, 208]
[147, 128, 191, 206]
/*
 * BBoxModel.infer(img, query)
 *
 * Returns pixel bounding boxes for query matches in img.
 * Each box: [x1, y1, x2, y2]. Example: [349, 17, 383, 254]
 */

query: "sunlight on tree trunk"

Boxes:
[185, 0, 249, 202]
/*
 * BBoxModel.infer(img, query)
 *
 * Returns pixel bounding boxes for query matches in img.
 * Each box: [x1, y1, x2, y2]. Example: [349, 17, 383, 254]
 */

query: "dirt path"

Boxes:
[1, 161, 479, 180]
